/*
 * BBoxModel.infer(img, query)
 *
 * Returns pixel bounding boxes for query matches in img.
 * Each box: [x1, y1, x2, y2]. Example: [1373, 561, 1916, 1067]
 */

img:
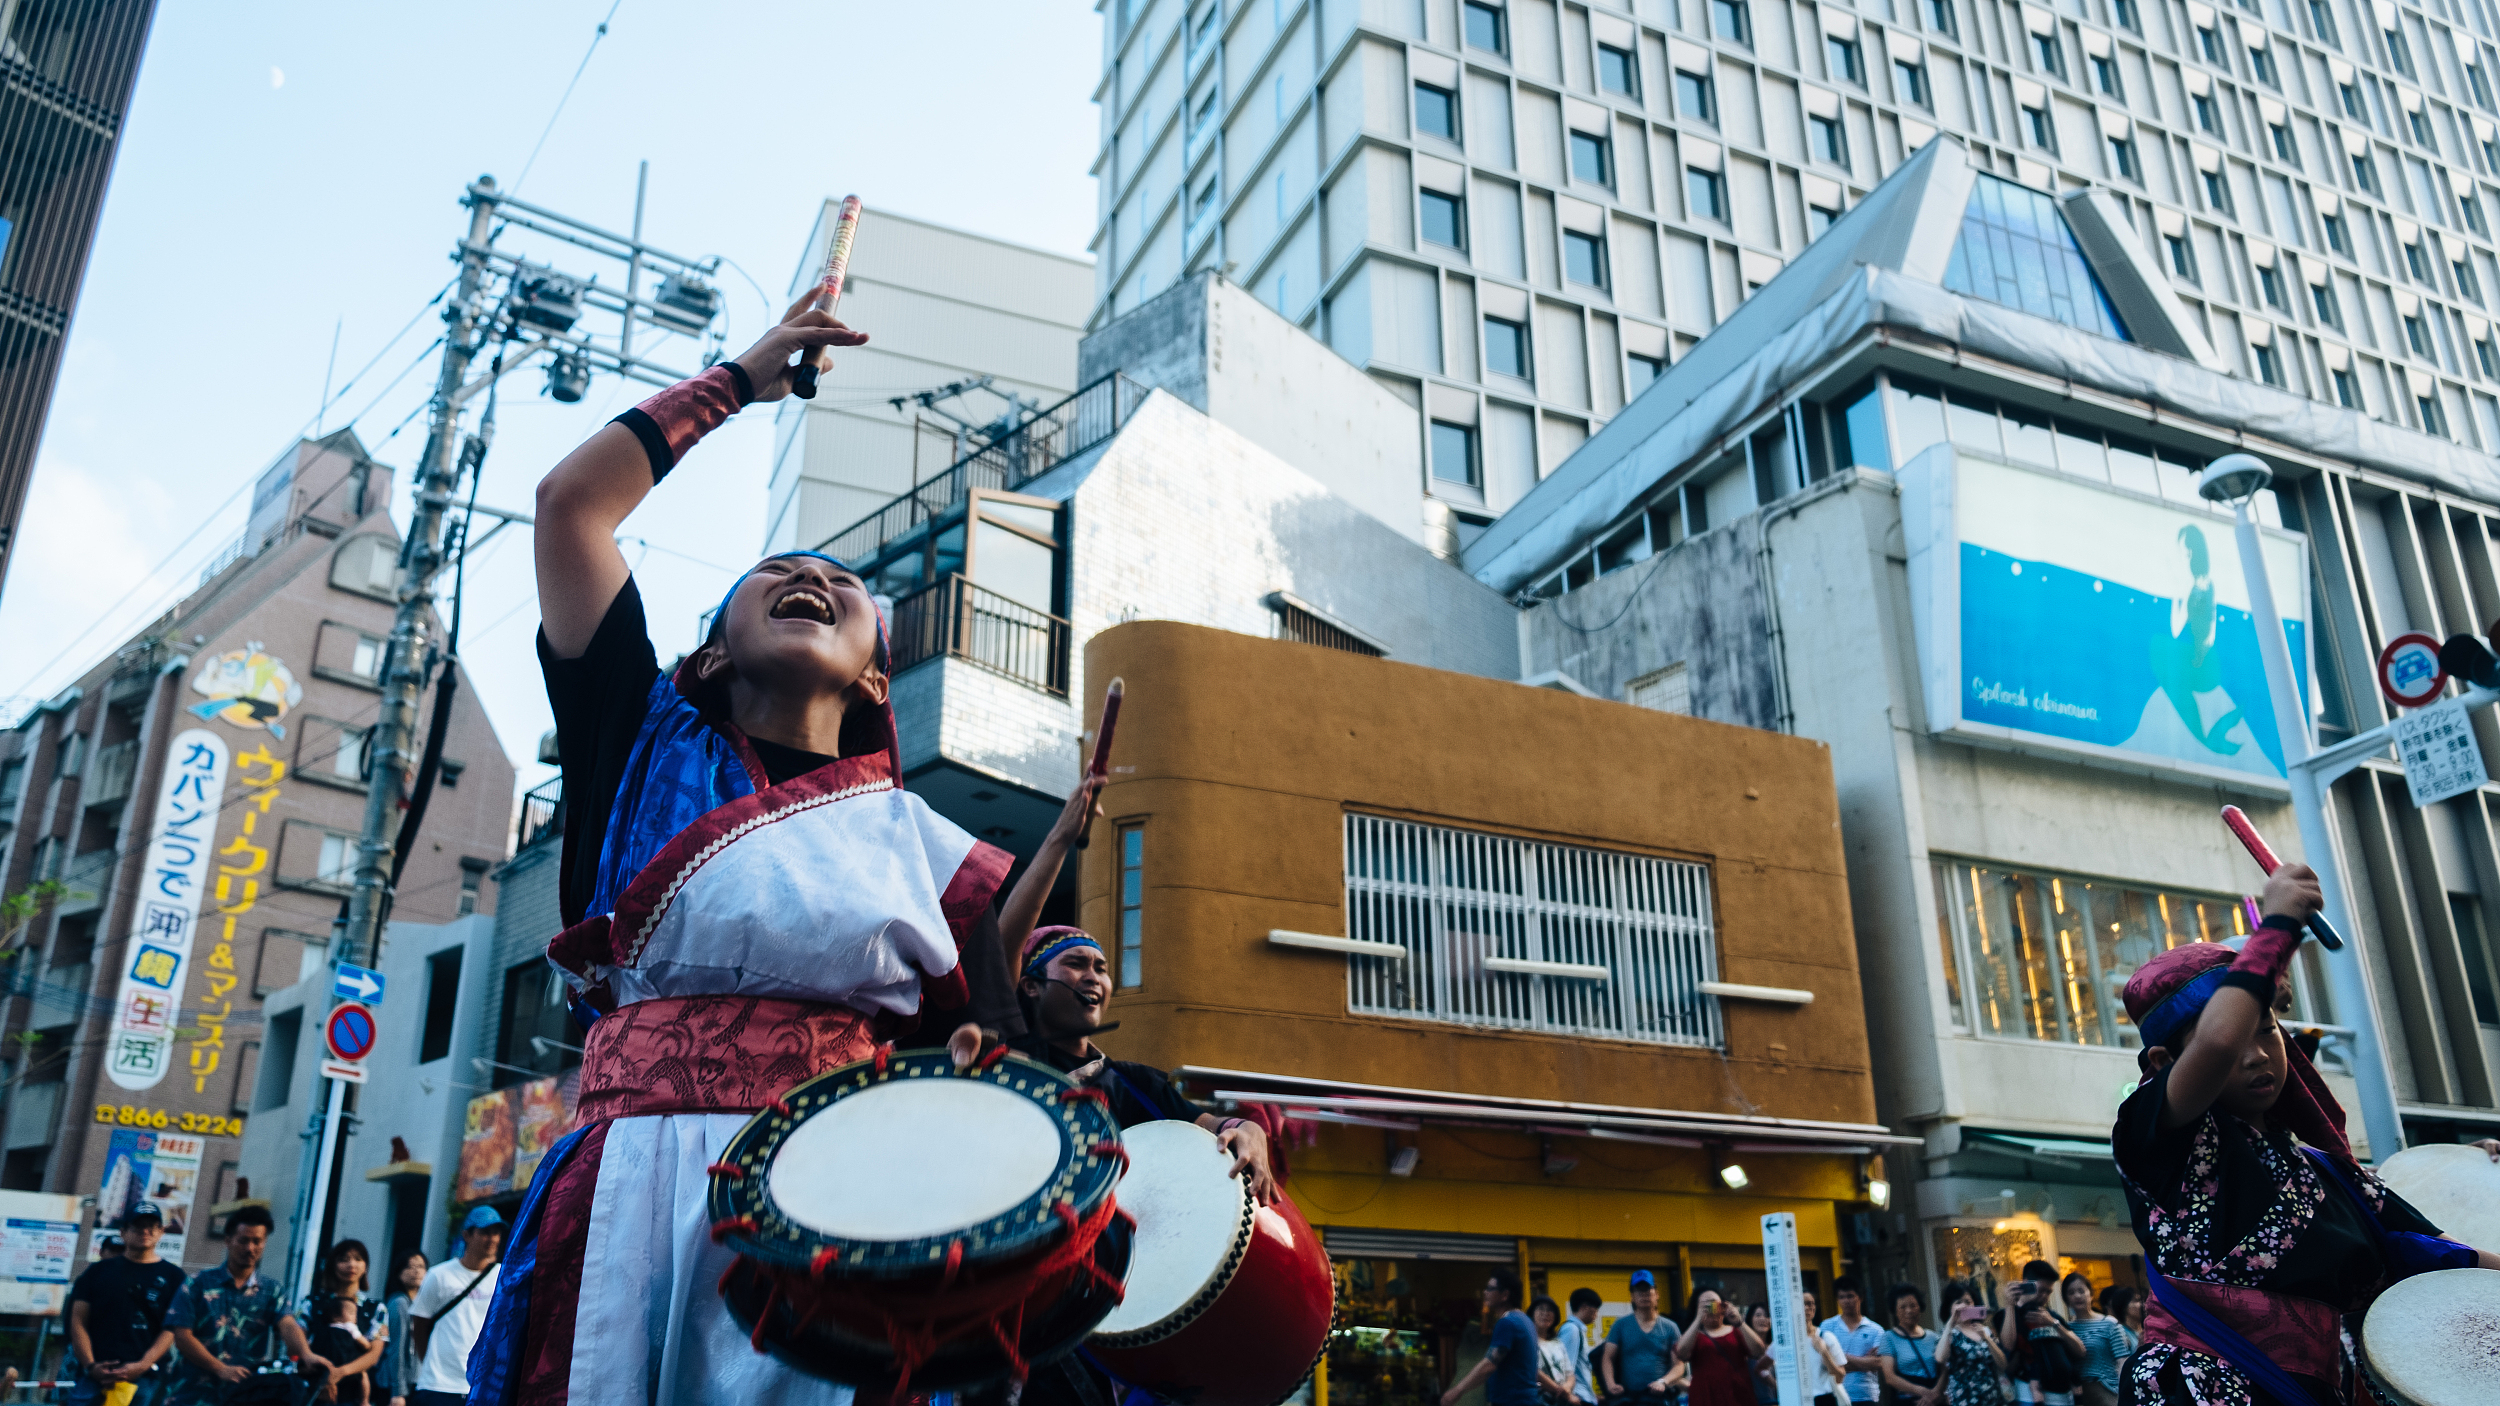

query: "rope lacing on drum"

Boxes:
[873, 1041, 895, 1076]
[708, 1215, 758, 1244]
[705, 1161, 746, 1180]
[1058, 1086, 1110, 1109]
[1088, 1140, 1130, 1173]
[809, 1246, 839, 1278]
[972, 1043, 1011, 1073]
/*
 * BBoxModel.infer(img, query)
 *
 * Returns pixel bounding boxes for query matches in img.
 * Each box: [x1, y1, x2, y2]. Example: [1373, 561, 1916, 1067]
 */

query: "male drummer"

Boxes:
[950, 773, 1279, 1202]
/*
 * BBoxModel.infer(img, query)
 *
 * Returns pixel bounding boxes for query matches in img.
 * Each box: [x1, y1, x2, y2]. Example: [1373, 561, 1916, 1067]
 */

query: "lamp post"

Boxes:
[2198, 453, 2406, 1161]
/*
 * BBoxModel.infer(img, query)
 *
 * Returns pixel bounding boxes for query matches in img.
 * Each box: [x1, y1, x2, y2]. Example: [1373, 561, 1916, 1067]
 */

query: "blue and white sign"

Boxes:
[106, 730, 228, 1091]
[1902, 450, 2310, 791]
[333, 964, 385, 1005]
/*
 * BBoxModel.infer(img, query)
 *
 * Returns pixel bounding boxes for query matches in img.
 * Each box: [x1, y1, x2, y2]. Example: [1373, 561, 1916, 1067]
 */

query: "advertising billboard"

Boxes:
[1901, 449, 2311, 791]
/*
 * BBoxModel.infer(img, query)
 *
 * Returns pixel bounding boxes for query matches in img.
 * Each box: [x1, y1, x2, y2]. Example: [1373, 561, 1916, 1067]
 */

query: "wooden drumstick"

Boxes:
[2220, 805, 2344, 950]
[1074, 678, 1123, 851]
[790, 194, 861, 400]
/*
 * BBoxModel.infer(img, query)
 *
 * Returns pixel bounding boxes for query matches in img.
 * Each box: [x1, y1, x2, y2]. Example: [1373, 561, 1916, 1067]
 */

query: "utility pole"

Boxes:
[284, 169, 727, 1301]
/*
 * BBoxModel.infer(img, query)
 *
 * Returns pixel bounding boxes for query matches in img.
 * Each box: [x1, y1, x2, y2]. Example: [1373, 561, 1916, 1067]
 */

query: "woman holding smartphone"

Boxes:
[1931, 1280, 2007, 1406]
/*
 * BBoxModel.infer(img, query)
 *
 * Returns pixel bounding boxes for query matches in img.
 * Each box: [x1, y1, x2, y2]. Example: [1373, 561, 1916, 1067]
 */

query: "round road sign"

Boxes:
[325, 1002, 377, 1063]
[2378, 632, 2447, 709]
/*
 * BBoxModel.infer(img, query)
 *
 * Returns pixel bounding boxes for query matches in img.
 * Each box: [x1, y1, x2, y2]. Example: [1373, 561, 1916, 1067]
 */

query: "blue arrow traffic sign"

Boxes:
[333, 964, 385, 1005]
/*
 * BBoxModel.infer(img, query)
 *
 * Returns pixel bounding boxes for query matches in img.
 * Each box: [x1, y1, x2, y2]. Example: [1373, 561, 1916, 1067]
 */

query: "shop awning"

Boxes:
[1968, 1132, 2115, 1162]
[1178, 1065, 1922, 1155]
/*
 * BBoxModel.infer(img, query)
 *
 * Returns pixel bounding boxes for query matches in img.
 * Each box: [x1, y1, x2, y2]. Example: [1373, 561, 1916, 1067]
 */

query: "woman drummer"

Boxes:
[465, 294, 1046, 1406]
[2113, 862, 2500, 1406]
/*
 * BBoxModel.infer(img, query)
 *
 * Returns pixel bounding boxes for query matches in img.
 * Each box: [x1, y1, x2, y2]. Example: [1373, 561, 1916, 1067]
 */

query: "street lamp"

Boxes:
[2196, 453, 2405, 1160]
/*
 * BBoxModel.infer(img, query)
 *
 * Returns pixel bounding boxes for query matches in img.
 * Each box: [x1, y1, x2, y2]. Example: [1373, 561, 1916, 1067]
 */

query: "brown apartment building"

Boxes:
[1075, 622, 1906, 1404]
[0, 0, 161, 589]
[0, 430, 511, 1272]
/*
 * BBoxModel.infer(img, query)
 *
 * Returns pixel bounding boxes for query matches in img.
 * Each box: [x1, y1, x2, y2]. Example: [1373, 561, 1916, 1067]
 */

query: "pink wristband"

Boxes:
[613, 364, 748, 481]
[2231, 917, 2303, 984]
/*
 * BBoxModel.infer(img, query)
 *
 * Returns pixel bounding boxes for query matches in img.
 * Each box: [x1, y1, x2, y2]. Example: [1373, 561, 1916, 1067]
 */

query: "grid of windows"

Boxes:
[1090, 0, 2500, 528]
[1343, 814, 1724, 1047]
[1117, 824, 1145, 988]
[1928, 858, 2314, 1045]
[1940, 174, 2131, 341]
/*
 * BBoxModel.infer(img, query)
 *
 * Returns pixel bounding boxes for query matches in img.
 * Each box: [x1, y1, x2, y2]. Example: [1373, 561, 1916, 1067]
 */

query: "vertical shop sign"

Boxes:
[107, 732, 228, 1091]
[187, 744, 285, 1093]
[1762, 1212, 1807, 1406]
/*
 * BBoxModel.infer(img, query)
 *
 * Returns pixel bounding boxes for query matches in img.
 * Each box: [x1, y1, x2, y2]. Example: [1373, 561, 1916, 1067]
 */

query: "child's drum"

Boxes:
[706, 1047, 1132, 1394]
[2376, 1144, 2500, 1259]
[1087, 1120, 1335, 1406]
[2357, 1267, 2500, 1405]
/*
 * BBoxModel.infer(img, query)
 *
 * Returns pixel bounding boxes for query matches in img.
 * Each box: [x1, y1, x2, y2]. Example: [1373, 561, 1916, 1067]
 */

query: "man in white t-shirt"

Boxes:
[408, 1206, 504, 1405]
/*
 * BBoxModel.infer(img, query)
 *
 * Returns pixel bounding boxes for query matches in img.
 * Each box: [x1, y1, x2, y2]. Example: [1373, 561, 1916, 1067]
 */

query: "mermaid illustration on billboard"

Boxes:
[2148, 524, 2249, 755]
[188, 642, 302, 738]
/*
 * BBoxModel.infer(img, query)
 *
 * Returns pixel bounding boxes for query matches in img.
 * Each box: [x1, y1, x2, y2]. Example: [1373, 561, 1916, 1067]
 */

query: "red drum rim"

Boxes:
[706, 1045, 1126, 1279]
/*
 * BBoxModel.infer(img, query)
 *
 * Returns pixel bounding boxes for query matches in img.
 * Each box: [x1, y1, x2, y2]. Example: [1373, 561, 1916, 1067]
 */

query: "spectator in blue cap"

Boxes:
[408, 1207, 503, 1405]
[1602, 1269, 1683, 1404]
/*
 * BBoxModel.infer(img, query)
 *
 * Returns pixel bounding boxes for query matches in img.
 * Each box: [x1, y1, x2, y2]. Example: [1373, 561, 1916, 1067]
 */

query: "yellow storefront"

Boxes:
[1077, 625, 1902, 1402]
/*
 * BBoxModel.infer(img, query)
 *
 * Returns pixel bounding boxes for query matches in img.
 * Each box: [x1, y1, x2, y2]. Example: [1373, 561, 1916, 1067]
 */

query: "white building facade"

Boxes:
[766, 206, 1093, 554]
[1094, 0, 2500, 553]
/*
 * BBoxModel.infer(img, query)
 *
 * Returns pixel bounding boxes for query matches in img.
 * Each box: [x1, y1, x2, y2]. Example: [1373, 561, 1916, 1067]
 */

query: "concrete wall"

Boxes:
[764, 207, 1092, 553]
[1518, 512, 1783, 731]
[1077, 619, 1873, 1125]
[1077, 273, 1429, 546]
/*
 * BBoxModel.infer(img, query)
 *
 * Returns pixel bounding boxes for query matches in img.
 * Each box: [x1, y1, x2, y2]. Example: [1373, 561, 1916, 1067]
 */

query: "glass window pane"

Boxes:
[2053, 423, 2108, 482]
[1946, 395, 2002, 457]
[1893, 381, 1949, 462]
[972, 519, 1057, 613]
[1932, 863, 1966, 1024]
[1431, 421, 1477, 483]
[2002, 409, 2055, 467]
[2049, 877, 2107, 1044]
[2107, 436, 2160, 497]
[1422, 190, 1463, 247]
[1941, 173, 2132, 340]
[1844, 386, 1891, 471]
[981, 500, 1057, 536]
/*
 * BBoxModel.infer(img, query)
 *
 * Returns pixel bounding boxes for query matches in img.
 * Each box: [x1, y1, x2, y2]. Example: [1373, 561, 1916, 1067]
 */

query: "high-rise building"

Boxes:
[766, 205, 1093, 554]
[1094, 0, 2500, 555]
[0, 0, 161, 591]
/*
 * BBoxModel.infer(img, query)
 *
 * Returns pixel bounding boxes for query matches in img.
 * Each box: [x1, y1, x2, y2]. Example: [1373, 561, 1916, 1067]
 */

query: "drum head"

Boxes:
[708, 1048, 1125, 1276]
[1091, 1120, 1253, 1344]
[2377, 1145, 2500, 1260]
[2361, 1268, 2500, 1406]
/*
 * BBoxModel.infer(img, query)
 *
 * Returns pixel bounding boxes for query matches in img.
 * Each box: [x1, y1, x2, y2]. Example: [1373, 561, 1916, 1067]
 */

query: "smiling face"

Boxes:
[697, 555, 887, 711]
[1022, 943, 1111, 1041]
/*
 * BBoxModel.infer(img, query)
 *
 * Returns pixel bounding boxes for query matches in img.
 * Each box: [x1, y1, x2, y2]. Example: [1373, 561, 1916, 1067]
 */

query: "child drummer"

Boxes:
[467, 291, 1034, 1405]
[2112, 862, 2498, 1406]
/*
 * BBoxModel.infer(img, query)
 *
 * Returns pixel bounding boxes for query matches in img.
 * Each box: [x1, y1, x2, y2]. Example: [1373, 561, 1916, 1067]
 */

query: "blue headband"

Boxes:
[1022, 931, 1103, 983]
[2137, 965, 2231, 1051]
[710, 551, 856, 637]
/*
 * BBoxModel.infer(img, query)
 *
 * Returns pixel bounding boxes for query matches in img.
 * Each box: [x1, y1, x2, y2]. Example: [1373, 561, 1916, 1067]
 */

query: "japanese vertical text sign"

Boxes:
[1762, 1212, 1807, 1406]
[106, 731, 228, 1090]
[188, 742, 285, 1092]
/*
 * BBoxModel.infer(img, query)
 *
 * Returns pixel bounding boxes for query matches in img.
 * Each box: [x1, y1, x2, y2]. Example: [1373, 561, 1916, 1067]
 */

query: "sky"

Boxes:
[0, 0, 1104, 795]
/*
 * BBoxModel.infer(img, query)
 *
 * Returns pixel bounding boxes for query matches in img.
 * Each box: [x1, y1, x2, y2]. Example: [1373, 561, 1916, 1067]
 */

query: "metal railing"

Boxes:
[889, 575, 1072, 697]
[54, 849, 115, 918]
[83, 741, 137, 808]
[518, 776, 563, 851]
[812, 373, 1146, 568]
[1343, 814, 1724, 1047]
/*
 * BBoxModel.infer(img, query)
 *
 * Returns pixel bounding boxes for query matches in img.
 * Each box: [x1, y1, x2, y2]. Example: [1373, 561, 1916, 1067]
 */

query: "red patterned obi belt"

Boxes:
[2141, 1278, 2342, 1383]
[573, 994, 882, 1123]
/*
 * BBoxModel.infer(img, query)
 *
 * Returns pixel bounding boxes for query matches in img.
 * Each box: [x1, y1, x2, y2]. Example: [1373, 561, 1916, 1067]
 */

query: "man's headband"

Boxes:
[2136, 965, 2233, 1051]
[1022, 927, 1102, 983]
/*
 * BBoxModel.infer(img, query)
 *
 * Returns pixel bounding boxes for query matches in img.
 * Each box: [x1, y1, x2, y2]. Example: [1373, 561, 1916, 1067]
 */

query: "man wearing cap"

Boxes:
[63, 1203, 184, 1405]
[408, 1208, 502, 1406]
[1599, 1270, 1681, 1405]
[166, 1204, 328, 1405]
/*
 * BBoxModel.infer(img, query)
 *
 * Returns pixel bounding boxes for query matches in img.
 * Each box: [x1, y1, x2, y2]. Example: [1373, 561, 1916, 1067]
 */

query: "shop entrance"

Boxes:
[1328, 1254, 1501, 1406]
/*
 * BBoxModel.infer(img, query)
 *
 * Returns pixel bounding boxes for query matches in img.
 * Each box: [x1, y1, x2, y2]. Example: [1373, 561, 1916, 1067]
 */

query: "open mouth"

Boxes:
[768, 588, 836, 625]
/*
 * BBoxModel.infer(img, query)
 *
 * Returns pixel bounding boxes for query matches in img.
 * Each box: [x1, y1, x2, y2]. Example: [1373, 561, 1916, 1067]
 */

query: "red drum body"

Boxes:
[1088, 1120, 1335, 1406]
[707, 1048, 1131, 1396]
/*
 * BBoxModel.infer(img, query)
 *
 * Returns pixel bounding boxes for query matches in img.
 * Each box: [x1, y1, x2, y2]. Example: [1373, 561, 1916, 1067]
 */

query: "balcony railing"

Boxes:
[518, 776, 563, 851]
[889, 575, 1072, 697]
[55, 849, 115, 917]
[83, 741, 138, 808]
[812, 373, 1146, 569]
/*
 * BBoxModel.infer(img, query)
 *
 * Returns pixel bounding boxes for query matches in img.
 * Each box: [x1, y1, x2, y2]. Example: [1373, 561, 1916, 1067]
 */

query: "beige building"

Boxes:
[764, 206, 1094, 554]
[0, 431, 513, 1273]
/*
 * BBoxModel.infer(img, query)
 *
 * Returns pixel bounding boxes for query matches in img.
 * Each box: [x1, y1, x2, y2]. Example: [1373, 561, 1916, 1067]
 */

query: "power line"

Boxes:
[512, 0, 627, 196]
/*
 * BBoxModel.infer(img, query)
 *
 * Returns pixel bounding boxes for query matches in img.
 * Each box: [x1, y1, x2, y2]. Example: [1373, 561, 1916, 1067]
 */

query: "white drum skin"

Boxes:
[1093, 1121, 1251, 1337]
[2359, 1267, 2500, 1406]
[2376, 1145, 2500, 1261]
[766, 1077, 1062, 1240]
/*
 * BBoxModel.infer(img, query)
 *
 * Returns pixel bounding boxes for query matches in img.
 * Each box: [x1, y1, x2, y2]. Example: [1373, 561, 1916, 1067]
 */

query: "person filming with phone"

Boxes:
[1997, 1263, 2083, 1406]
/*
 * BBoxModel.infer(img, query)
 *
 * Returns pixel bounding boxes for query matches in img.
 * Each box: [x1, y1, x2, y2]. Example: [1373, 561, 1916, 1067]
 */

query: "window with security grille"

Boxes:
[1342, 814, 1724, 1047]
[1273, 599, 1384, 656]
